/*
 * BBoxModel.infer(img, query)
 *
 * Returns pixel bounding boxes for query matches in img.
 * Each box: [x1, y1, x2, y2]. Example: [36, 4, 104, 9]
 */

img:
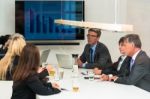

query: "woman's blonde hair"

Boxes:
[0, 33, 26, 80]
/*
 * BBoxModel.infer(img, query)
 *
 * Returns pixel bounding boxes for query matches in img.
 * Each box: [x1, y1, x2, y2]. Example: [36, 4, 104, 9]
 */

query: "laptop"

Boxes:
[56, 54, 73, 69]
[40, 49, 51, 65]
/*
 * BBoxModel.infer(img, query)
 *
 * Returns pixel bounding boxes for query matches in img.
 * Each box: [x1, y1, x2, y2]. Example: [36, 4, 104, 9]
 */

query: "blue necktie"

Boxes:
[90, 48, 94, 63]
[130, 59, 134, 71]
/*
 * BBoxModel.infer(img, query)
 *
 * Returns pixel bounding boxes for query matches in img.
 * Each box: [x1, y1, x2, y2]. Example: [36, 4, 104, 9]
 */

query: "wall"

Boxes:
[0, 0, 149, 64]
[0, 0, 15, 35]
[127, 0, 150, 56]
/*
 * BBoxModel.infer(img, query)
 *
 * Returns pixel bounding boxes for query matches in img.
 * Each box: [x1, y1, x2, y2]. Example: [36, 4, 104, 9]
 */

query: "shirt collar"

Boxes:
[90, 43, 97, 50]
[132, 50, 141, 60]
[121, 55, 127, 60]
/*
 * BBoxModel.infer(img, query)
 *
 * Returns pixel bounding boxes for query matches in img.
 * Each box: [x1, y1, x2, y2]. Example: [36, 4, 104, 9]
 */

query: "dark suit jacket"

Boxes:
[115, 51, 150, 92]
[102, 56, 131, 77]
[80, 42, 112, 69]
[11, 73, 61, 99]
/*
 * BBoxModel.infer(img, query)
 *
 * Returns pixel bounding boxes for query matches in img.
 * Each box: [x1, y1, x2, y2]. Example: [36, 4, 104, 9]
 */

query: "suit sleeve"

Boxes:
[102, 61, 118, 75]
[102, 57, 121, 75]
[85, 44, 112, 69]
[115, 58, 149, 85]
[26, 74, 61, 95]
[79, 45, 88, 63]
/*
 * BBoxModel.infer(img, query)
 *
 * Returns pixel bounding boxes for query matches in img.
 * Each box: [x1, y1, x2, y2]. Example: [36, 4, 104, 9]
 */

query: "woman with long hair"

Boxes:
[0, 33, 51, 80]
[0, 33, 26, 80]
[11, 43, 60, 99]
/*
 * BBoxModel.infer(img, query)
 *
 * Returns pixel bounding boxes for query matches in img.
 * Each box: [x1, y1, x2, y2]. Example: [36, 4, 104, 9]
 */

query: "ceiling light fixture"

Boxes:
[55, 0, 133, 32]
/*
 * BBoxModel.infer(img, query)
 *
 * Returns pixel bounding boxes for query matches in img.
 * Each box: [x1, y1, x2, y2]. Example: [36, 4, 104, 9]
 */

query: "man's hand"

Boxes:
[77, 58, 83, 68]
[100, 74, 109, 81]
[109, 76, 118, 81]
[93, 67, 102, 75]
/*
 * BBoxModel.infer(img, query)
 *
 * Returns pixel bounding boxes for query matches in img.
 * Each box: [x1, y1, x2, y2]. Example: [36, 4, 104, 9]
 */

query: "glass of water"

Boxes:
[88, 71, 94, 81]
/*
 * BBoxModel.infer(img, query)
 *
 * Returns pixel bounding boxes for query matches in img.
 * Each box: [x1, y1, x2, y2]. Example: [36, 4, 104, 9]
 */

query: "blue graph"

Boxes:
[23, 1, 84, 40]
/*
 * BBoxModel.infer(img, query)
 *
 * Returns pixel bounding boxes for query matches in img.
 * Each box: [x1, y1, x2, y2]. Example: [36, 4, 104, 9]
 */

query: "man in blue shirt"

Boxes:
[77, 28, 112, 69]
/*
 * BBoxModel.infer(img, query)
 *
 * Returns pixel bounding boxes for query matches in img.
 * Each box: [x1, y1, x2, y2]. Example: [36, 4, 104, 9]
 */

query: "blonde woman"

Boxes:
[0, 33, 52, 80]
[0, 33, 26, 80]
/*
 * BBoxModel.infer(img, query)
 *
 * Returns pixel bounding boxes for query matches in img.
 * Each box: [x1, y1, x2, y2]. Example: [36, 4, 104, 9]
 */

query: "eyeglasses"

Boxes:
[87, 34, 97, 38]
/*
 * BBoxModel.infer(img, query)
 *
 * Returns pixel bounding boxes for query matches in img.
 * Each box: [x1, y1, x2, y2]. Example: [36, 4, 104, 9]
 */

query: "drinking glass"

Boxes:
[59, 68, 64, 80]
[72, 77, 79, 92]
[88, 71, 94, 81]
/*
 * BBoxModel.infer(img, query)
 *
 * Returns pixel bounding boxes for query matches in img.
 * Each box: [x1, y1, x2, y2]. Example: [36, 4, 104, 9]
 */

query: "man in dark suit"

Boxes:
[77, 28, 112, 69]
[94, 37, 131, 77]
[110, 34, 150, 92]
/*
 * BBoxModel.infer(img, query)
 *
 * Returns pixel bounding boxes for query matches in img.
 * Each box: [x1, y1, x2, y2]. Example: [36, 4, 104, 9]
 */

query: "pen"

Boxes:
[60, 88, 69, 91]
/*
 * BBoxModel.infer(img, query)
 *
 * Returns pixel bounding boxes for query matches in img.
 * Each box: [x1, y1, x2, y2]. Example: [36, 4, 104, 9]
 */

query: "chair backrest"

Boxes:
[0, 81, 13, 99]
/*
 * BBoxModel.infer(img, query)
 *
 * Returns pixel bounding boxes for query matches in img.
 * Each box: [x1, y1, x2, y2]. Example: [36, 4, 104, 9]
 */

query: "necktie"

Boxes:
[90, 48, 94, 63]
[117, 57, 123, 71]
[130, 58, 134, 71]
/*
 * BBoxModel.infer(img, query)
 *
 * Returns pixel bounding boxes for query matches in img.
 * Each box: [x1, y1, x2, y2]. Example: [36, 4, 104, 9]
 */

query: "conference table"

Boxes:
[36, 69, 150, 99]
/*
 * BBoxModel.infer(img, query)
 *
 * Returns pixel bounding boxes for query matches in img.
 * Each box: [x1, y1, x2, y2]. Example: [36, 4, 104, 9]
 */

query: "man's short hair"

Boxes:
[119, 36, 125, 44]
[88, 28, 101, 37]
[124, 34, 142, 48]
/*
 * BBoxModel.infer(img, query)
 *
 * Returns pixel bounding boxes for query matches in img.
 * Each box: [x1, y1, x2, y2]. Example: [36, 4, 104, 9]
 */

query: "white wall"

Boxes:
[0, 0, 15, 35]
[0, 0, 150, 64]
[126, 0, 150, 56]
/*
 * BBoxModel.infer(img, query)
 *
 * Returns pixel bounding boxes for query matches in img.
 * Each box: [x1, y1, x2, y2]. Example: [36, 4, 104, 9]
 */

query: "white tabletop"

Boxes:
[36, 69, 150, 99]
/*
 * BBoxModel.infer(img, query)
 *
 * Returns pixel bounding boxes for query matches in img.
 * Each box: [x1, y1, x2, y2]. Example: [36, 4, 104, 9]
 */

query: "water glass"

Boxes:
[59, 68, 64, 80]
[88, 71, 94, 81]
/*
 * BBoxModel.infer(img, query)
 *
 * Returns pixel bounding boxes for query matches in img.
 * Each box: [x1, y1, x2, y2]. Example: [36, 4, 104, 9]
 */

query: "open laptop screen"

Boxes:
[56, 54, 73, 69]
[40, 49, 51, 65]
